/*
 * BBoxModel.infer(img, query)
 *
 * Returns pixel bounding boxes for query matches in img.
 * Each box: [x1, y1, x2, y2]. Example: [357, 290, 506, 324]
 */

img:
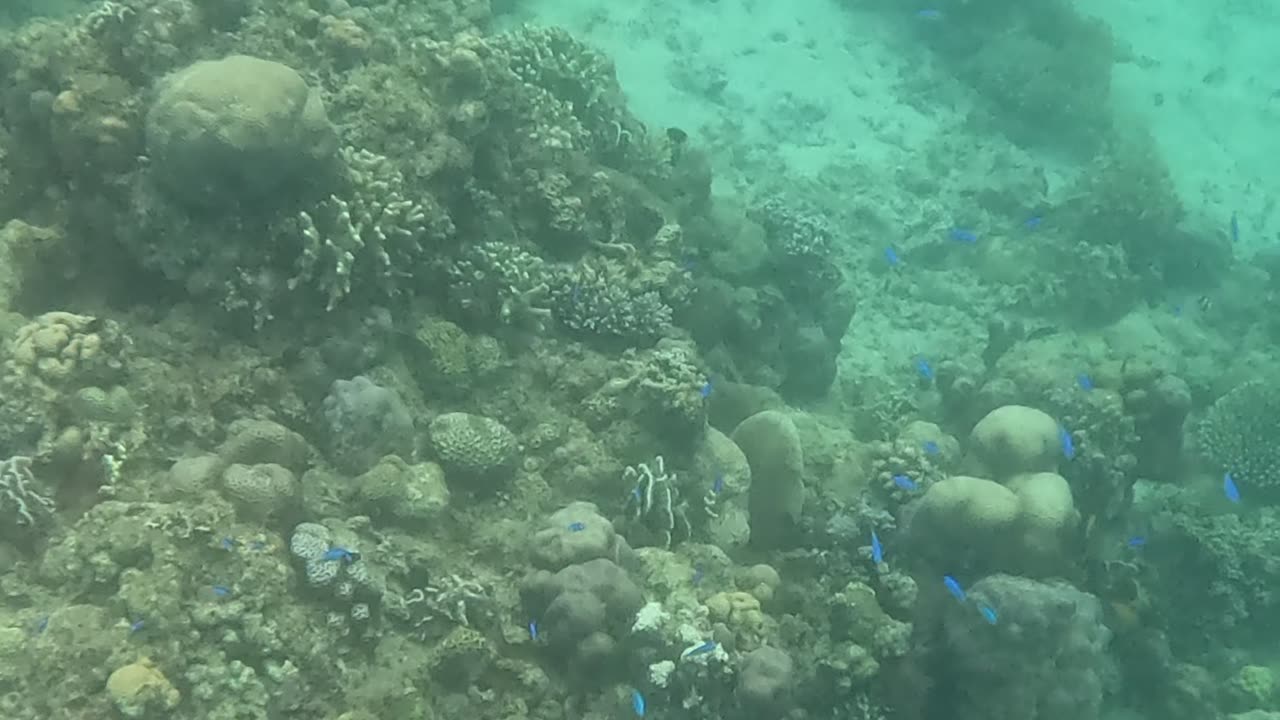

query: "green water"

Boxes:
[0, 0, 1274, 718]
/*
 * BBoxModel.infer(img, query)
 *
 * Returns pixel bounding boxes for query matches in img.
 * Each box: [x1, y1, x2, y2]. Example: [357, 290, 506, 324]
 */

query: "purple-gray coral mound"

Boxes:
[941, 574, 1112, 720]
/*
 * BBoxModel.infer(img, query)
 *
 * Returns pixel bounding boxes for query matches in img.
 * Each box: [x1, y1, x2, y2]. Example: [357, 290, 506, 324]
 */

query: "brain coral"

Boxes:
[1198, 381, 1280, 497]
[427, 412, 517, 488]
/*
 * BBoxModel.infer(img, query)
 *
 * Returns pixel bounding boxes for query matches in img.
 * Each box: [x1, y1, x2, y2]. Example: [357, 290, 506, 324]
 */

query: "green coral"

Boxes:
[1198, 381, 1280, 497]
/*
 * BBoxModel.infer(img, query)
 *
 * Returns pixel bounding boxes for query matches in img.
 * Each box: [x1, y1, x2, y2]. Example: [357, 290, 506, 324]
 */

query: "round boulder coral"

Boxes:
[910, 475, 1019, 558]
[145, 55, 338, 210]
[531, 501, 631, 571]
[968, 405, 1061, 479]
[427, 412, 517, 488]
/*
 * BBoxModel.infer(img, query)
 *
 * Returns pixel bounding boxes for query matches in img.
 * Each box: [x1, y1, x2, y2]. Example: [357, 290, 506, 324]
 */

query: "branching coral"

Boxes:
[0, 455, 54, 526]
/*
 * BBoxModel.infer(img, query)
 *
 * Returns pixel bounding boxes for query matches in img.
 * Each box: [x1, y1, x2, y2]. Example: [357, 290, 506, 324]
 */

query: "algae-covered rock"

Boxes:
[736, 646, 795, 717]
[531, 501, 630, 571]
[731, 410, 804, 549]
[106, 657, 180, 718]
[355, 455, 450, 523]
[322, 375, 415, 475]
[145, 55, 337, 210]
[218, 419, 310, 473]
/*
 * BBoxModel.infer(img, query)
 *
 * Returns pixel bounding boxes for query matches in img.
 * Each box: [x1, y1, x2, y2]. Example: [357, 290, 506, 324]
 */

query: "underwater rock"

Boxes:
[941, 575, 1111, 720]
[736, 646, 795, 717]
[731, 410, 804, 549]
[354, 456, 449, 524]
[145, 55, 337, 210]
[218, 419, 310, 473]
[910, 475, 1019, 559]
[322, 375, 415, 475]
[531, 501, 632, 571]
[220, 463, 299, 522]
[520, 558, 643, 675]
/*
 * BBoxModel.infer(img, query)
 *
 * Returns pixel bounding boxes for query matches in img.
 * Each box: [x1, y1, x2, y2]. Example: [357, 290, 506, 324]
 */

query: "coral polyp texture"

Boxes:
[1197, 380, 1280, 497]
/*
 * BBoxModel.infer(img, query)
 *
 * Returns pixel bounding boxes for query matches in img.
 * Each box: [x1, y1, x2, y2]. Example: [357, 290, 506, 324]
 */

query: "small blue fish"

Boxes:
[1076, 373, 1094, 391]
[943, 575, 966, 602]
[916, 9, 943, 19]
[631, 486, 642, 501]
[712, 473, 724, 494]
[631, 689, 646, 717]
[1058, 426, 1075, 460]
[892, 474, 917, 491]
[323, 547, 361, 564]
[685, 640, 717, 657]
[871, 531, 884, 565]
[923, 440, 940, 455]
[567, 522, 586, 532]
[32, 617, 48, 635]
[699, 380, 713, 399]
[692, 565, 704, 585]
[1224, 472, 1241, 503]
[1127, 536, 1147, 549]
[1230, 211, 1239, 242]
[884, 246, 901, 266]
[1172, 303, 1184, 317]
[977, 603, 998, 624]
[129, 619, 145, 633]
[220, 536, 238, 551]
[212, 585, 232, 598]
[914, 357, 935, 381]
[528, 620, 539, 641]
[1023, 215, 1043, 230]
[949, 228, 978, 243]
[249, 540, 267, 551]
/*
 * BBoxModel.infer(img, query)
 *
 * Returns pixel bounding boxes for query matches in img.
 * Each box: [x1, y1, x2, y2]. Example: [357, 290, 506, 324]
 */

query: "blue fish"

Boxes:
[32, 617, 48, 635]
[692, 565, 704, 585]
[249, 540, 267, 551]
[567, 522, 586, 532]
[917, 9, 943, 20]
[871, 530, 884, 565]
[1076, 373, 1094, 391]
[1127, 536, 1147, 548]
[1224, 472, 1241, 503]
[685, 640, 717, 657]
[914, 357, 935, 381]
[892, 474, 917, 491]
[977, 603, 998, 624]
[212, 585, 232, 598]
[1058, 426, 1075, 460]
[884, 246, 901, 266]
[323, 547, 361, 564]
[922, 440, 940, 455]
[699, 380, 713, 399]
[1230, 211, 1239, 242]
[949, 228, 978, 243]
[528, 620, 539, 641]
[943, 575, 966, 602]
[1023, 215, 1043, 230]
[129, 619, 145, 633]
[1172, 303, 1184, 317]
[712, 473, 724, 494]
[631, 689, 646, 717]
[220, 536, 238, 551]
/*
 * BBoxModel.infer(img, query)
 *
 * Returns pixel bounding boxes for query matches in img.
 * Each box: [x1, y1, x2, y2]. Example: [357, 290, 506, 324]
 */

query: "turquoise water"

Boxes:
[0, 0, 1277, 718]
